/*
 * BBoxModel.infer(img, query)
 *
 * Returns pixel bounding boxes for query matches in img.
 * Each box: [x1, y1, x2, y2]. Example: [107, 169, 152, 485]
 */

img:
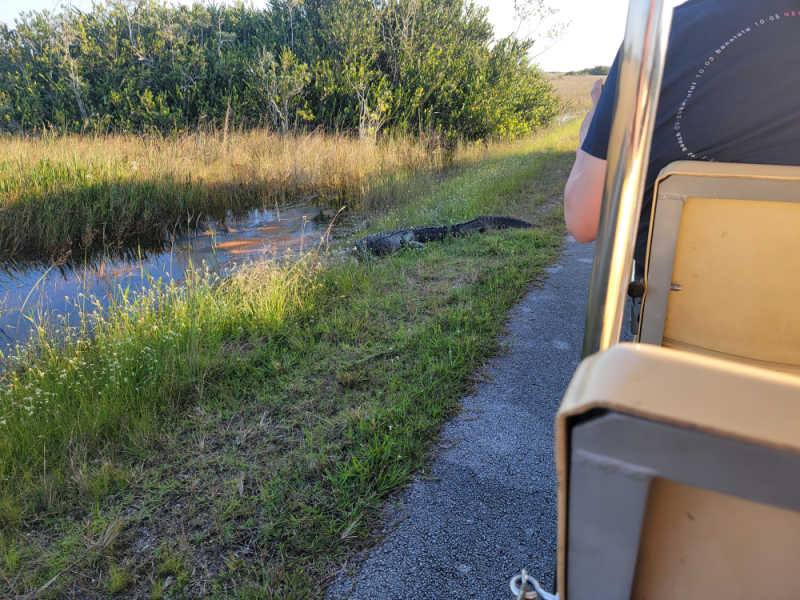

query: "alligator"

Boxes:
[352, 215, 533, 257]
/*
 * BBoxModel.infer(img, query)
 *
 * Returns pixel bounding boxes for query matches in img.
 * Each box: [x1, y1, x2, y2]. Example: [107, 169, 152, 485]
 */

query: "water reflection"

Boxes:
[0, 203, 325, 356]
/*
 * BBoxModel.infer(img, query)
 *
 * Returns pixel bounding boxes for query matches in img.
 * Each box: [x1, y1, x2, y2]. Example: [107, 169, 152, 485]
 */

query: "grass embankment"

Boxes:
[0, 121, 579, 598]
[0, 130, 489, 260]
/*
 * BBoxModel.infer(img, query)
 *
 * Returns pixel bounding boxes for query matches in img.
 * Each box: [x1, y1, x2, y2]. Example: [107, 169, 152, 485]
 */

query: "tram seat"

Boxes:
[556, 343, 800, 600]
[638, 161, 800, 374]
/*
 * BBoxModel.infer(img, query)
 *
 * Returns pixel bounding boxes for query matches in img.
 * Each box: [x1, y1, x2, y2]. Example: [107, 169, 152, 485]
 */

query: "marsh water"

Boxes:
[0, 203, 326, 357]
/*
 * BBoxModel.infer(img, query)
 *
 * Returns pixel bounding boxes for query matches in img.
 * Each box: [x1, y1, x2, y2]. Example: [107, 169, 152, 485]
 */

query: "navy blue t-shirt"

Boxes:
[582, 1, 800, 265]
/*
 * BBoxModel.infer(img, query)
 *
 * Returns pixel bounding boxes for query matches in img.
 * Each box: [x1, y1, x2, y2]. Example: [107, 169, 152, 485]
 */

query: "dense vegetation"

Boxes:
[0, 0, 558, 140]
[564, 65, 610, 76]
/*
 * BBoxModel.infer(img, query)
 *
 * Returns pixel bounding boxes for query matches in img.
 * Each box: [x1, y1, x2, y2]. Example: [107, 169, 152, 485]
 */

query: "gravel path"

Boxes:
[327, 236, 599, 600]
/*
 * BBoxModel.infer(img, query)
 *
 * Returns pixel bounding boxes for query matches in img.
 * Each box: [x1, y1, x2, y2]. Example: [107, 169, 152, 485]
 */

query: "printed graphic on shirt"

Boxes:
[675, 11, 799, 160]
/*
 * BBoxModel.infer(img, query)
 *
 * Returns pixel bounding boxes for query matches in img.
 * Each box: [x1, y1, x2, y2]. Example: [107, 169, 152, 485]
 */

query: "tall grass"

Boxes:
[0, 130, 489, 260]
[0, 259, 320, 525]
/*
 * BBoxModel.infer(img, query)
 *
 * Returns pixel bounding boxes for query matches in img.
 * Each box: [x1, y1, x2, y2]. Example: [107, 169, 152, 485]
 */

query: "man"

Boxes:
[564, 1, 800, 274]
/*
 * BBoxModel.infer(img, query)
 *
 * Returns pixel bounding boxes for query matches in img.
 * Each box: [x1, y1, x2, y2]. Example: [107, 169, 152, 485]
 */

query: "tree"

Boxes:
[0, 0, 560, 139]
[324, 0, 392, 139]
[52, 9, 91, 126]
[248, 46, 312, 134]
[512, 0, 569, 58]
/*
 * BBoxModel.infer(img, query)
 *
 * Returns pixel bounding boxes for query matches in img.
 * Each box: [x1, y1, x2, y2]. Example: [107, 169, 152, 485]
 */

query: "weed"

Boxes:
[85, 461, 130, 502]
[85, 516, 124, 554]
[107, 564, 133, 594]
[0, 531, 20, 573]
[156, 546, 186, 578]
[0, 494, 22, 530]
[149, 577, 166, 600]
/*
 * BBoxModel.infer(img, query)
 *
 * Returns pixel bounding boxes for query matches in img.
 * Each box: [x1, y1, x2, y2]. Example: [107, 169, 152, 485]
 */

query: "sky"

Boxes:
[0, 0, 629, 72]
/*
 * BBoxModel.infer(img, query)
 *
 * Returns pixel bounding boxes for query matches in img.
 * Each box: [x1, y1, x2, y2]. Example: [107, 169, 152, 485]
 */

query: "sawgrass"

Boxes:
[0, 120, 579, 599]
[0, 130, 489, 260]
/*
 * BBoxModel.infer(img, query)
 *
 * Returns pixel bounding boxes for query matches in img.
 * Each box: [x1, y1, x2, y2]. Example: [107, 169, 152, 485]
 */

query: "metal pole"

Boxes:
[581, 0, 674, 358]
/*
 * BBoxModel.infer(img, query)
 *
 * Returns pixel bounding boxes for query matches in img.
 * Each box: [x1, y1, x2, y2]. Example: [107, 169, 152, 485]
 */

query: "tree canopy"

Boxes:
[0, 0, 559, 139]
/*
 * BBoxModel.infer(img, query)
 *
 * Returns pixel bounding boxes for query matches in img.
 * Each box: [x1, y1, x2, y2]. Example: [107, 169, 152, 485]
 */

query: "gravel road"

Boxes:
[327, 236, 600, 600]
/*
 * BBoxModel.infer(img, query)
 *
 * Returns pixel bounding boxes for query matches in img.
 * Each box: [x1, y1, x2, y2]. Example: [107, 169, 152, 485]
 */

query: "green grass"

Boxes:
[0, 120, 579, 598]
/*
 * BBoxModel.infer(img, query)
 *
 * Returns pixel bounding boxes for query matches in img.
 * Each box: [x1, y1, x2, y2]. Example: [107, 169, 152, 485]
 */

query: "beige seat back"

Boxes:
[557, 343, 800, 600]
[639, 161, 800, 374]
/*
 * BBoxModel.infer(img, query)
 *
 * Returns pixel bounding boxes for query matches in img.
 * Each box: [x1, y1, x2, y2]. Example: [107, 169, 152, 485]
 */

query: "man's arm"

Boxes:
[564, 80, 608, 243]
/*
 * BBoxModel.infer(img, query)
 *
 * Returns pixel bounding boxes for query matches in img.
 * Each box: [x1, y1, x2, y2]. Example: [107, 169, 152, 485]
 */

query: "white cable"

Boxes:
[509, 569, 559, 600]
[531, 577, 558, 600]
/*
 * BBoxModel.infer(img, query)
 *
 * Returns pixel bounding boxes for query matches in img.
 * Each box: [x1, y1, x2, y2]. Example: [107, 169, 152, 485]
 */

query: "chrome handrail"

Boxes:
[581, 0, 674, 357]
